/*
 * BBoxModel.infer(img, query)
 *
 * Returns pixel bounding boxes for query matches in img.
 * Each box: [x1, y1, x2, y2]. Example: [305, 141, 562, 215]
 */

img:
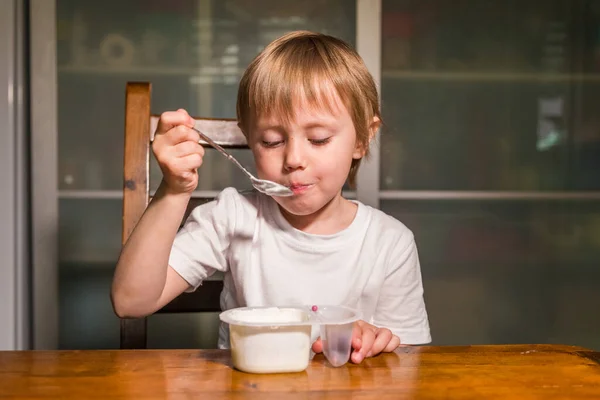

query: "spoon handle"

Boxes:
[192, 127, 254, 180]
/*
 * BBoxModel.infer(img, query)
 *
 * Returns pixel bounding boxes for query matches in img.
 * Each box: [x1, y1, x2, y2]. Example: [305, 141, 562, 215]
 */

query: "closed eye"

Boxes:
[261, 140, 284, 148]
[310, 137, 331, 146]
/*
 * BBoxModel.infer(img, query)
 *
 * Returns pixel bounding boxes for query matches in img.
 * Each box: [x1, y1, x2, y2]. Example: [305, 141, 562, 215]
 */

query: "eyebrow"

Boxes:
[255, 112, 342, 133]
[258, 120, 337, 131]
[255, 124, 286, 133]
[302, 121, 337, 130]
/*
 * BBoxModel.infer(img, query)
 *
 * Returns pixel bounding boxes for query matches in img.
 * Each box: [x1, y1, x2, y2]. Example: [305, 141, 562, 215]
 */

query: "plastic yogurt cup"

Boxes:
[219, 305, 360, 373]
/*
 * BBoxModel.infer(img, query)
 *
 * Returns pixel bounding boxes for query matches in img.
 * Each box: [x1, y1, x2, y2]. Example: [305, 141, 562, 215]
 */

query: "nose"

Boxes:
[283, 138, 307, 172]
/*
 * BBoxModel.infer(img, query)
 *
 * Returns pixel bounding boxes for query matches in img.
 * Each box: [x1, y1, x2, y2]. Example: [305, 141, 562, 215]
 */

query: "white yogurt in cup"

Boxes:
[219, 305, 360, 374]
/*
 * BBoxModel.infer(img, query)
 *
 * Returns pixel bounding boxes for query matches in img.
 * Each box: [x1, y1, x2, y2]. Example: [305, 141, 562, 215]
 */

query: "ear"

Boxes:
[352, 116, 381, 159]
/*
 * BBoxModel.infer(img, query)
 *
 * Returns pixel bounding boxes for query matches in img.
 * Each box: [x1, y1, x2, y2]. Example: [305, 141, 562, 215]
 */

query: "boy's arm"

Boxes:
[111, 180, 192, 318]
[111, 109, 203, 318]
[372, 236, 431, 344]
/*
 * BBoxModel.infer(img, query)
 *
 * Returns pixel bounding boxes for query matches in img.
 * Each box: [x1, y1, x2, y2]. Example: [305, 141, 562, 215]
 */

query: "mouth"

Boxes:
[288, 183, 313, 195]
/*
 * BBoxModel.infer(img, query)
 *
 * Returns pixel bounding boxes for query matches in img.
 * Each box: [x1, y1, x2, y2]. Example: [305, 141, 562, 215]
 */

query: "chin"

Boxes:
[273, 197, 320, 216]
[273, 191, 337, 217]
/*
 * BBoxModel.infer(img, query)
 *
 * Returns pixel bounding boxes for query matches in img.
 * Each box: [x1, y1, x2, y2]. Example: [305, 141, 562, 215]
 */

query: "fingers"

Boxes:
[350, 320, 402, 364]
[154, 124, 199, 148]
[153, 138, 203, 169]
[155, 109, 195, 136]
[351, 321, 363, 351]
[312, 337, 323, 353]
[154, 110, 198, 151]
[173, 140, 205, 158]
[175, 153, 204, 172]
[384, 334, 401, 352]
[369, 328, 393, 357]
[352, 322, 375, 364]
[315, 321, 402, 365]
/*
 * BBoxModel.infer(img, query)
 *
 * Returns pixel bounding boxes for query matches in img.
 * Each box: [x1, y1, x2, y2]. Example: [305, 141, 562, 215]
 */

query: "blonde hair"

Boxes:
[236, 30, 380, 188]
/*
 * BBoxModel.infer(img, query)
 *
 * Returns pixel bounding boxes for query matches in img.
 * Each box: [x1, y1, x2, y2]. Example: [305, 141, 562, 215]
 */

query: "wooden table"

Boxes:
[1, 345, 599, 399]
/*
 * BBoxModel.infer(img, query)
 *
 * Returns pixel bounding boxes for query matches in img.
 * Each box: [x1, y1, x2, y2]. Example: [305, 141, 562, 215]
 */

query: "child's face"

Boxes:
[248, 91, 365, 216]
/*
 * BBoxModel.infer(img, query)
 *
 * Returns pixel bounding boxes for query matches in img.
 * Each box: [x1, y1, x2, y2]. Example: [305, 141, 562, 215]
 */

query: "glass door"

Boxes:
[379, 0, 600, 349]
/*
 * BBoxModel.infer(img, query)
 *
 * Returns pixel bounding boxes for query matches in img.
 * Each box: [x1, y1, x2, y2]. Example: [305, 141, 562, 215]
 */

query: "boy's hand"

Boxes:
[152, 109, 204, 195]
[312, 320, 401, 364]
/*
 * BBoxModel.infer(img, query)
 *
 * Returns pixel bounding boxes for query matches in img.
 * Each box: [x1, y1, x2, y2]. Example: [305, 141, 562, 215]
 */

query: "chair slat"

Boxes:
[120, 318, 147, 349]
[123, 82, 151, 244]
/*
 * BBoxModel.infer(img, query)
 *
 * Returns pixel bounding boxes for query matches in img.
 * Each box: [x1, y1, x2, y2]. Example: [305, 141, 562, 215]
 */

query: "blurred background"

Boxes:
[1, 0, 599, 351]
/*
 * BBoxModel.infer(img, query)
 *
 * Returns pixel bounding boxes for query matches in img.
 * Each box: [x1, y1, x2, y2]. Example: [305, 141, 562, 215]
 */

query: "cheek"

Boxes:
[317, 152, 352, 179]
[252, 149, 280, 176]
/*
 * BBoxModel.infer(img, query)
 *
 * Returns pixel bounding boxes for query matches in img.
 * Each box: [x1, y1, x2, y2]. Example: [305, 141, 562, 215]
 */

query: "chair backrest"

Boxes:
[121, 81, 247, 349]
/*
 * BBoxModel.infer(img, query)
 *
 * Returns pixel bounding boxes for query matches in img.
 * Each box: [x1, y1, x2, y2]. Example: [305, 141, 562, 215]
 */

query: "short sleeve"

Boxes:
[372, 235, 432, 345]
[168, 187, 238, 292]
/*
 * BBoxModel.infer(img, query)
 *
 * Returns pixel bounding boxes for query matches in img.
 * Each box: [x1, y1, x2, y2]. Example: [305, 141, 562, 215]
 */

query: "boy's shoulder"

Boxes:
[361, 202, 415, 248]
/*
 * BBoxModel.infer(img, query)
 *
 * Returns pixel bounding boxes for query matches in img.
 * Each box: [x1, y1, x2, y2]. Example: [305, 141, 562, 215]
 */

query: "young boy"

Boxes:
[111, 31, 430, 363]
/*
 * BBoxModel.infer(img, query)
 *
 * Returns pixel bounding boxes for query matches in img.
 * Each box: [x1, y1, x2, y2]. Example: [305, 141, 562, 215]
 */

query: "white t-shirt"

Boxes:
[169, 187, 431, 348]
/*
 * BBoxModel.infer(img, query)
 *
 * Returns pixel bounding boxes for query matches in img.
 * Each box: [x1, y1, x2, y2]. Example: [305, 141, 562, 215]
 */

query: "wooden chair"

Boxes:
[121, 81, 247, 349]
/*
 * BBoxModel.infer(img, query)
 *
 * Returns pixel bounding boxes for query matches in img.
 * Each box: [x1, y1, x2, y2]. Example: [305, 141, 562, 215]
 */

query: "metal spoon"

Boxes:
[192, 127, 293, 197]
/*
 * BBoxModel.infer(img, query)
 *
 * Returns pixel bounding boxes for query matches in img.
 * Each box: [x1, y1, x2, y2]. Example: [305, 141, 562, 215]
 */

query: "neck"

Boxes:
[279, 193, 357, 235]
